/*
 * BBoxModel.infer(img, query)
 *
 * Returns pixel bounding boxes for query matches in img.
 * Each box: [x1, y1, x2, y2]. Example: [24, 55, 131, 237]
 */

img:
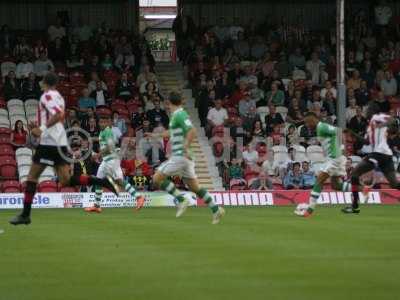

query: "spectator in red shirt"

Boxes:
[11, 120, 27, 149]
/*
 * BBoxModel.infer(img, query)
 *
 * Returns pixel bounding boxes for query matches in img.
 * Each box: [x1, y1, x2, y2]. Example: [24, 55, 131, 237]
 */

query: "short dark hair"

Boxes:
[99, 114, 111, 120]
[304, 111, 318, 119]
[43, 72, 59, 87]
[169, 91, 182, 105]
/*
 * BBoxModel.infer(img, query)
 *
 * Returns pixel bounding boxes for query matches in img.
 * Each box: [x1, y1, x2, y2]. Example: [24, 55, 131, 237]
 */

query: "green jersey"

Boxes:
[169, 108, 194, 158]
[99, 126, 118, 161]
[316, 122, 341, 159]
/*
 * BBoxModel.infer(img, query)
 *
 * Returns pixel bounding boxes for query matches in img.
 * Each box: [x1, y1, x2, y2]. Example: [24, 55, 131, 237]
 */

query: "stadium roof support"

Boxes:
[336, 0, 346, 129]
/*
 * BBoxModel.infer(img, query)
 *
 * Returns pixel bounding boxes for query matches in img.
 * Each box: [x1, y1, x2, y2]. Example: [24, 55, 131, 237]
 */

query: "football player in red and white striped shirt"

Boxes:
[10, 72, 119, 225]
[343, 105, 400, 214]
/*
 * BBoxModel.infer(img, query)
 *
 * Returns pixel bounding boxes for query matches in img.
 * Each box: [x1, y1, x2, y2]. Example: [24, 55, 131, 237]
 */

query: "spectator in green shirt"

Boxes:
[265, 82, 285, 106]
[229, 159, 244, 179]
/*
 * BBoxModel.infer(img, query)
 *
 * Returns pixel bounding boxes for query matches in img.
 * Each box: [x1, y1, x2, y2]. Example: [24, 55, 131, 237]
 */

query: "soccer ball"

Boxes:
[294, 203, 310, 216]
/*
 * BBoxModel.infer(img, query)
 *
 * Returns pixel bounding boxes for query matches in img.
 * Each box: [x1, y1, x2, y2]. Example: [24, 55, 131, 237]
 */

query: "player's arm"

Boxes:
[184, 127, 196, 154]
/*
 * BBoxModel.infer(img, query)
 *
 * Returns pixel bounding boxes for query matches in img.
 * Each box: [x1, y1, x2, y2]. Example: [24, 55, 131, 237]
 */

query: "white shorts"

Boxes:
[321, 156, 346, 177]
[157, 156, 197, 179]
[96, 158, 124, 180]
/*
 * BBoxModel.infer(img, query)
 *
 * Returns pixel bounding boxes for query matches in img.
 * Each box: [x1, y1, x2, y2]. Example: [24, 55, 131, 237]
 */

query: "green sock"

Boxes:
[309, 183, 322, 209]
[197, 188, 219, 213]
[124, 181, 136, 198]
[341, 181, 352, 192]
[95, 186, 102, 207]
[160, 179, 184, 203]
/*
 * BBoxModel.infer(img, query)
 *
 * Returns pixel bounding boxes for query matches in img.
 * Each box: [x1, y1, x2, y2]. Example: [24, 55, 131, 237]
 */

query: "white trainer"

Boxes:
[176, 200, 189, 218]
[212, 207, 226, 225]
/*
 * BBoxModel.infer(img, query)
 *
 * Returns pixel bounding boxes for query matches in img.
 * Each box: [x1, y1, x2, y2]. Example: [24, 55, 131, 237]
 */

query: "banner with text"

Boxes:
[0, 190, 399, 209]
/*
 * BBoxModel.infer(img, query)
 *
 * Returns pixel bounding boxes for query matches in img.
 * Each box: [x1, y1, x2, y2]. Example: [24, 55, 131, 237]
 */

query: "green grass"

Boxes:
[1, 206, 400, 300]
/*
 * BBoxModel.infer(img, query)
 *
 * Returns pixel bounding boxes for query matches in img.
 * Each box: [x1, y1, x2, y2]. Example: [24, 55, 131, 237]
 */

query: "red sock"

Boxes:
[24, 191, 34, 204]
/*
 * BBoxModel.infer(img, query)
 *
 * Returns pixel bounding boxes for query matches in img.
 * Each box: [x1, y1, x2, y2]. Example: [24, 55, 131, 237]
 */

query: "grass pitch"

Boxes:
[1, 206, 400, 300]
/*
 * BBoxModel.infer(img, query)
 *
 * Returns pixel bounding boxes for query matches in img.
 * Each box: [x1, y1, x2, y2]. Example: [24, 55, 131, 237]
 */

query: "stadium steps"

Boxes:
[155, 62, 224, 191]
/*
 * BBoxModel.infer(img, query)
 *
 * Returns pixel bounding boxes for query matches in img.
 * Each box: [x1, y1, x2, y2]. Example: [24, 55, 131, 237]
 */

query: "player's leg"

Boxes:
[9, 163, 47, 225]
[153, 159, 186, 204]
[330, 176, 352, 192]
[184, 178, 225, 224]
[305, 171, 330, 214]
[381, 158, 400, 190]
[342, 159, 375, 214]
[87, 161, 107, 212]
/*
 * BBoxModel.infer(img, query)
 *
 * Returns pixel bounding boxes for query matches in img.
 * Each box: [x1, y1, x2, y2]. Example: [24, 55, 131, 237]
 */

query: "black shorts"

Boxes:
[32, 145, 69, 167]
[364, 152, 395, 174]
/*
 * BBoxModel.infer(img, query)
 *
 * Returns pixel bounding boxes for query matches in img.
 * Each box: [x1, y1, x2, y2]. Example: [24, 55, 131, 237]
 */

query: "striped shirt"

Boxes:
[316, 122, 342, 159]
[169, 108, 193, 158]
[99, 126, 119, 161]
[38, 89, 67, 146]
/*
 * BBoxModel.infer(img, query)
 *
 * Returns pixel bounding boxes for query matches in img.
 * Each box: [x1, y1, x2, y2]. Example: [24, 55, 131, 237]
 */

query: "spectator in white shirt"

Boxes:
[242, 144, 259, 167]
[34, 52, 55, 77]
[375, 0, 392, 26]
[73, 18, 92, 42]
[380, 71, 398, 96]
[346, 98, 358, 122]
[1, 53, 16, 81]
[47, 17, 66, 42]
[88, 72, 108, 93]
[306, 52, 323, 85]
[320, 80, 337, 99]
[229, 17, 244, 41]
[115, 50, 135, 73]
[90, 81, 110, 107]
[16, 55, 34, 79]
[207, 99, 228, 128]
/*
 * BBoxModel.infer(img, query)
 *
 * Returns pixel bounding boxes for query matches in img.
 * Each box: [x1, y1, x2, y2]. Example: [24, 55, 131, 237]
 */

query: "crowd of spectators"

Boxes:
[0, 17, 174, 191]
[174, 1, 400, 190]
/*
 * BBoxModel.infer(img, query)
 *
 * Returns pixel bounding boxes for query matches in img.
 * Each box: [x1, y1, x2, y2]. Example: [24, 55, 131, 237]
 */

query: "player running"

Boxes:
[342, 111, 400, 214]
[295, 112, 349, 217]
[148, 91, 225, 224]
[84, 115, 145, 213]
[10, 73, 119, 225]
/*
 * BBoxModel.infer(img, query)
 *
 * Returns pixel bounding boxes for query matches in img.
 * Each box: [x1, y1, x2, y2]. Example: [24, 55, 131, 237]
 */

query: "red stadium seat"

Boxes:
[0, 157, 17, 179]
[38, 180, 58, 193]
[113, 99, 127, 106]
[97, 107, 112, 117]
[0, 144, 15, 157]
[0, 99, 6, 109]
[2, 180, 21, 192]
[59, 186, 78, 193]
[0, 127, 11, 139]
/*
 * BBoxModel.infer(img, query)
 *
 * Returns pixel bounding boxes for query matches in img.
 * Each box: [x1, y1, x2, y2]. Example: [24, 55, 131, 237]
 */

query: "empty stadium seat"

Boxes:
[0, 127, 11, 139]
[292, 145, 307, 162]
[97, 107, 112, 116]
[18, 165, 30, 182]
[59, 186, 78, 193]
[2, 180, 21, 192]
[306, 145, 325, 163]
[276, 106, 288, 119]
[16, 156, 32, 168]
[16, 147, 33, 158]
[0, 108, 8, 118]
[272, 145, 289, 164]
[0, 157, 17, 179]
[7, 99, 24, 110]
[38, 180, 58, 193]
[0, 144, 14, 157]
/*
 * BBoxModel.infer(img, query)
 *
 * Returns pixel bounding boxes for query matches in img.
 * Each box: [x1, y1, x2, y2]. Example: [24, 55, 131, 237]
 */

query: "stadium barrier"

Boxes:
[0, 190, 399, 209]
